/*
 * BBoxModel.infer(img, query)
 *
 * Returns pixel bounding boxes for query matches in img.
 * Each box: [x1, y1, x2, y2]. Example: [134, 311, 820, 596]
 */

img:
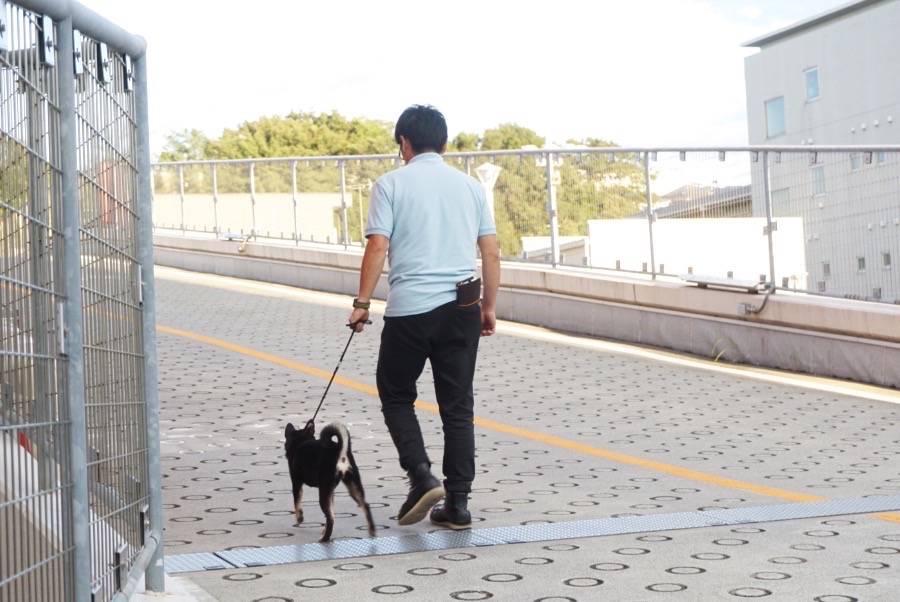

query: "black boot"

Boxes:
[429, 491, 472, 530]
[397, 463, 444, 526]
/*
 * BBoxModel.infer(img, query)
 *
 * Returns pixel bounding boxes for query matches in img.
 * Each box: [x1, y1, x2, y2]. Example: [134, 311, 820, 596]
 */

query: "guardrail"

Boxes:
[1, 2, 162, 600]
[153, 145, 900, 306]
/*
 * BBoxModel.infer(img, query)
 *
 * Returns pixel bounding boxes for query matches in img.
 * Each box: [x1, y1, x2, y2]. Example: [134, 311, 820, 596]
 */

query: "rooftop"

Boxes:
[742, 0, 889, 48]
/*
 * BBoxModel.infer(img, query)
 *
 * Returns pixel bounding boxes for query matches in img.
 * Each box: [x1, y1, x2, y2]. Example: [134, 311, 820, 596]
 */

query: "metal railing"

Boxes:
[153, 145, 900, 304]
[1, 1, 162, 601]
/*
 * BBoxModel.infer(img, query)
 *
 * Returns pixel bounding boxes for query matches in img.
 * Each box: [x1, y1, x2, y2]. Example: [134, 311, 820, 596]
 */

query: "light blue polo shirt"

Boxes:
[366, 153, 496, 317]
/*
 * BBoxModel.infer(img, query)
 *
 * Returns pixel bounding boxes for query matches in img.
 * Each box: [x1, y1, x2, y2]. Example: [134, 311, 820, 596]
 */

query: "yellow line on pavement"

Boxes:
[157, 323, 899, 519]
[157, 324, 366, 393]
[470, 414, 822, 503]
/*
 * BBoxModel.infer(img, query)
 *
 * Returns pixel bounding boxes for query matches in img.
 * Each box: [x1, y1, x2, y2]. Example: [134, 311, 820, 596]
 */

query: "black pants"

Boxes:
[377, 301, 481, 494]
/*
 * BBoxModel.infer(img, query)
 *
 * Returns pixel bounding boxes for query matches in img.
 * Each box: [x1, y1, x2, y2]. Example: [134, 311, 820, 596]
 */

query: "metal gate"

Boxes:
[1, 1, 163, 600]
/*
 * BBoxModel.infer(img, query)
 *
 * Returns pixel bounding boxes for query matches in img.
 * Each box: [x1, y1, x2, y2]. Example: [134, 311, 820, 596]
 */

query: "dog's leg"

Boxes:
[293, 484, 304, 525]
[343, 471, 375, 537]
[318, 481, 337, 543]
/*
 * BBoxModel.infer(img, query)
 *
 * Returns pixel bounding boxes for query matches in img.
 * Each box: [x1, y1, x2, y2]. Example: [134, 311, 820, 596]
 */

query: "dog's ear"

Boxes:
[285, 423, 296, 437]
[303, 419, 315, 434]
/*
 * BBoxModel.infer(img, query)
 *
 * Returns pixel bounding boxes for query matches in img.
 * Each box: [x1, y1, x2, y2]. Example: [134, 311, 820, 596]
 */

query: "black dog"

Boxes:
[283, 419, 375, 542]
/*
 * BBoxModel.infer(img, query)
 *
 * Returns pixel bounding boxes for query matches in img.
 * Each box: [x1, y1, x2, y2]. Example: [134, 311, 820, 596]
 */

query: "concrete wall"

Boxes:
[153, 234, 900, 389]
[586, 217, 807, 286]
[153, 193, 348, 243]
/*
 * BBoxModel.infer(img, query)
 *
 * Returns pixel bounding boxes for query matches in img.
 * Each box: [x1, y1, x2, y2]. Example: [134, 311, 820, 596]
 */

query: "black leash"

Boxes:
[310, 319, 371, 424]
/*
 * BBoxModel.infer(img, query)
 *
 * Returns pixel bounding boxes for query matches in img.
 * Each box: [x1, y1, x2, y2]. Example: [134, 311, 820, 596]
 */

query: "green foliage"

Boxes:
[557, 152, 647, 229]
[158, 129, 212, 162]
[567, 137, 617, 148]
[471, 125, 547, 254]
[490, 155, 548, 256]
[481, 124, 544, 151]
[204, 111, 395, 160]
[485, 150, 649, 255]
[0, 138, 29, 212]
[154, 111, 397, 196]
[452, 132, 480, 151]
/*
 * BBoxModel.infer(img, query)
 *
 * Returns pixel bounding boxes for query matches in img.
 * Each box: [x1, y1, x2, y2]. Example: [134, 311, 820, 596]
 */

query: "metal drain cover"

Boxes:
[165, 494, 900, 573]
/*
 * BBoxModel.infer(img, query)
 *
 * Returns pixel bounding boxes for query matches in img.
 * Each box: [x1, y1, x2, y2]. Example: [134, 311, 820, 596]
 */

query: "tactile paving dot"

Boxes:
[449, 592, 492, 601]
[407, 566, 446, 576]
[295, 578, 336, 588]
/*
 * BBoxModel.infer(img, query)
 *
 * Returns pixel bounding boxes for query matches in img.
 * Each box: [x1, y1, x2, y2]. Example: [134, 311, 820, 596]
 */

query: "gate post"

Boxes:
[56, 15, 92, 602]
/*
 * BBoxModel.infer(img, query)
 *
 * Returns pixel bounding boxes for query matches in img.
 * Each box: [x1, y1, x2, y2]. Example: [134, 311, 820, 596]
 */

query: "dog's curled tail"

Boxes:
[320, 422, 352, 474]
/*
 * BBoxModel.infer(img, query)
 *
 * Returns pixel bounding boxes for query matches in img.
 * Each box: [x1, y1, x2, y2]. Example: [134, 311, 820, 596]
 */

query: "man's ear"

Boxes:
[438, 142, 448, 155]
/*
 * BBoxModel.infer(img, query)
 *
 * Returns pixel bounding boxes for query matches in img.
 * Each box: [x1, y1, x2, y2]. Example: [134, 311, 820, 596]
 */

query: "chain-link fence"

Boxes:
[154, 146, 900, 304]
[1, 1, 162, 600]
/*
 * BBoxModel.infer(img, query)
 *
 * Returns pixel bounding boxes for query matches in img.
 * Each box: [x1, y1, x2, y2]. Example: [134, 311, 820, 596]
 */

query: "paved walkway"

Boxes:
[136, 267, 900, 601]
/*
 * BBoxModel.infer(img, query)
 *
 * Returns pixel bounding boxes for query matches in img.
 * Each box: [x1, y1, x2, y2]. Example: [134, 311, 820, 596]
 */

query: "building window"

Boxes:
[822, 261, 831, 278]
[765, 97, 786, 138]
[811, 165, 825, 195]
[804, 68, 820, 101]
[857, 256, 866, 272]
[850, 154, 862, 171]
[771, 187, 790, 208]
[884, 252, 892, 269]
[877, 152, 886, 165]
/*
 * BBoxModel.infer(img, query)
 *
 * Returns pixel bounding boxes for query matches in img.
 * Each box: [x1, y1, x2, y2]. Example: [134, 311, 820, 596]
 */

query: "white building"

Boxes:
[743, 0, 900, 146]
[742, 0, 900, 301]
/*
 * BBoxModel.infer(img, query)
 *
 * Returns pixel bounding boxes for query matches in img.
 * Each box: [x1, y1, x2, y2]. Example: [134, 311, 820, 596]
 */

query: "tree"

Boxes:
[158, 129, 212, 162]
[481, 124, 544, 151]
[567, 137, 617, 148]
[490, 155, 548, 257]
[554, 148, 649, 239]
[154, 129, 214, 194]
[155, 111, 398, 196]
[206, 111, 395, 160]
[451, 132, 480, 152]
[156, 111, 396, 164]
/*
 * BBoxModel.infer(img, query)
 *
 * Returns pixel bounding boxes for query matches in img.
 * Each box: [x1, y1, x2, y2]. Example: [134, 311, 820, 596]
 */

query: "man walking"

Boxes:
[348, 104, 500, 529]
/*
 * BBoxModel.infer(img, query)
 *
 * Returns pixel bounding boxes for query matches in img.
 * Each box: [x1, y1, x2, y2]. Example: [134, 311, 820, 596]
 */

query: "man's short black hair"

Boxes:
[394, 104, 448, 153]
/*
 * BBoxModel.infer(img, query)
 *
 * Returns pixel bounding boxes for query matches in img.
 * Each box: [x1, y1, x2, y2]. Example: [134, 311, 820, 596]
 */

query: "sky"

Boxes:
[79, 0, 852, 158]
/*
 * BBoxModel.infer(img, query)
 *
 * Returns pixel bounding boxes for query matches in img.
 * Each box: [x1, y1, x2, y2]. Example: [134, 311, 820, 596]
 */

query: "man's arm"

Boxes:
[348, 234, 389, 332]
[477, 234, 500, 336]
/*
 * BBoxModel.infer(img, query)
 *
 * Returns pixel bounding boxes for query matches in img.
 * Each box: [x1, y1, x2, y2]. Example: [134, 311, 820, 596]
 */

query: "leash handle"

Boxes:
[310, 320, 371, 423]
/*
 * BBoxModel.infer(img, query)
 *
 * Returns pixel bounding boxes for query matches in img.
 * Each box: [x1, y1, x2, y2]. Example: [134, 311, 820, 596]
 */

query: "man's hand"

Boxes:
[348, 308, 370, 332]
[481, 308, 496, 337]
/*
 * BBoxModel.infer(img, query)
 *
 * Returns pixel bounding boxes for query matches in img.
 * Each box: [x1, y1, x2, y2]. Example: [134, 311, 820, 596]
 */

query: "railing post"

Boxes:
[249, 162, 257, 237]
[177, 163, 185, 233]
[56, 15, 92, 602]
[291, 160, 300, 244]
[212, 163, 219, 235]
[339, 160, 349, 246]
[762, 151, 776, 286]
[545, 151, 560, 266]
[133, 50, 166, 595]
[643, 151, 657, 279]
[357, 185, 365, 246]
